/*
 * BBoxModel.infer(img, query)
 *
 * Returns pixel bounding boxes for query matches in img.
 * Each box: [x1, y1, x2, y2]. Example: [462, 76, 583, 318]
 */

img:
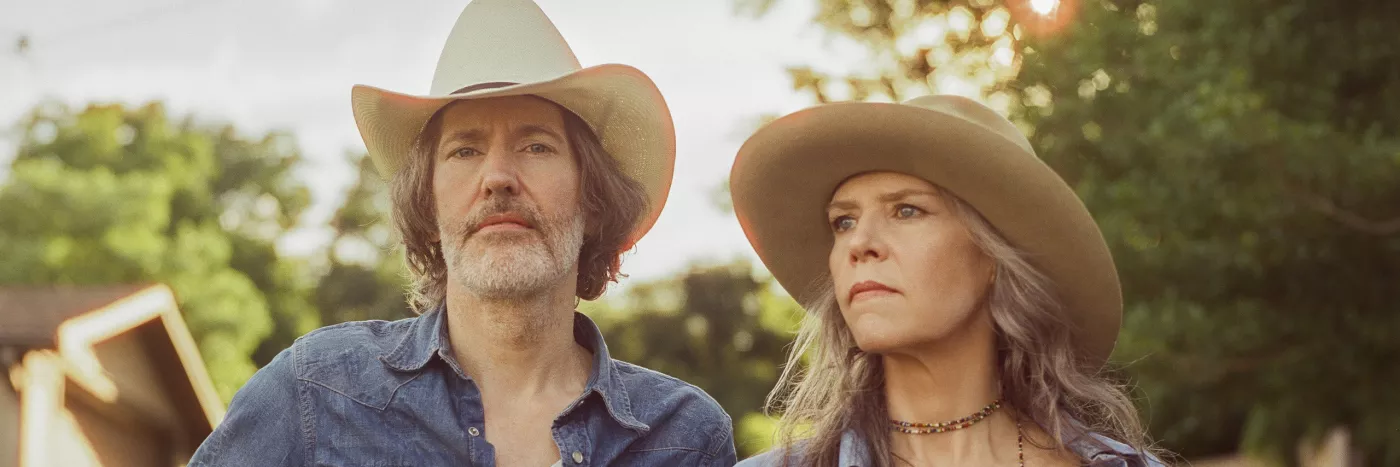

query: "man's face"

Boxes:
[430, 95, 584, 300]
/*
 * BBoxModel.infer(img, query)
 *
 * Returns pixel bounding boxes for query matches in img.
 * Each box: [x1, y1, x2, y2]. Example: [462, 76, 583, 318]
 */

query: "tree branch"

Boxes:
[1294, 190, 1400, 236]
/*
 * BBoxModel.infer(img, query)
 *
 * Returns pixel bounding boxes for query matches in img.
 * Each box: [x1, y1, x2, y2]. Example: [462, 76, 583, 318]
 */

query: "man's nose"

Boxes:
[478, 147, 521, 198]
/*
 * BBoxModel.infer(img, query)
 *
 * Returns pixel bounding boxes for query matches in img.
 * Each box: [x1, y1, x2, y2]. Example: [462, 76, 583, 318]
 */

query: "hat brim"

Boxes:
[351, 63, 675, 247]
[730, 101, 1121, 367]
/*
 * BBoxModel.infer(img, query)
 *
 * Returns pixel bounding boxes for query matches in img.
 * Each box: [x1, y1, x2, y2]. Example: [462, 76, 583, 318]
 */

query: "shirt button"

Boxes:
[468, 427, 480, 437]
[571, 451, 584, 464]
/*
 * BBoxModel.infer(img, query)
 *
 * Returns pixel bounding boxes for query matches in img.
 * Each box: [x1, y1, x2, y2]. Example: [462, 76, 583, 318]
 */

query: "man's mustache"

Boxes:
[456, 198, 545, 238]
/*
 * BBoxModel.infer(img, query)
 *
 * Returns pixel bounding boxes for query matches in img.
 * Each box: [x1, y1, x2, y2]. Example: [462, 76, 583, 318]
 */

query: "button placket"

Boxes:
[552, 410, 591, 466]
[452, 376, 492, 466]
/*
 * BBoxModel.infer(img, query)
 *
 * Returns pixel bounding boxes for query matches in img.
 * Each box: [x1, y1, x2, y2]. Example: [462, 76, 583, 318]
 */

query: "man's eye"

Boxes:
[831, 216, 856, 232]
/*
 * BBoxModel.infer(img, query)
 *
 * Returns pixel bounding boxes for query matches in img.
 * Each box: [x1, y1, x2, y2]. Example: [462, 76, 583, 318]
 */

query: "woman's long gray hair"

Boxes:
[765, 187, 1159, 466]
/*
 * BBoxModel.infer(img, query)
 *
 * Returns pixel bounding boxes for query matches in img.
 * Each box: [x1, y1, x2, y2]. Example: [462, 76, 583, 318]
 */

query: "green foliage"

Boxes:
[0, 102, 317, 401]
[754, 0, 1400, 463]
[735, 411, 783, 455]
[311, 152, 413, 326]
[586, 261, 804, 459]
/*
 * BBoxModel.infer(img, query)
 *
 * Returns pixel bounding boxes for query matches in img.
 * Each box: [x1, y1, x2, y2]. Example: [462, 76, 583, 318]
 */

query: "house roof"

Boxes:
[0, 284, 156, 347]
[0, 283, 224, 438]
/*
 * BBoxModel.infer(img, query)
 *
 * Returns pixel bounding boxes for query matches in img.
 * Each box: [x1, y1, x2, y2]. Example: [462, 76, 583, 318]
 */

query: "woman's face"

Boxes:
[826, 172, 996, 353]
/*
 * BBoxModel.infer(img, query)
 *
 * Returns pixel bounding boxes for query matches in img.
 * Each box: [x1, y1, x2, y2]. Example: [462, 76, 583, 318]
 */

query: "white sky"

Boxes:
[0, 0, 880, 289]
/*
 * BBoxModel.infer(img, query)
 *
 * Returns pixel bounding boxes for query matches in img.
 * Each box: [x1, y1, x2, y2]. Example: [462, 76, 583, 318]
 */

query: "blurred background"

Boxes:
[0, 0, 1396, 465]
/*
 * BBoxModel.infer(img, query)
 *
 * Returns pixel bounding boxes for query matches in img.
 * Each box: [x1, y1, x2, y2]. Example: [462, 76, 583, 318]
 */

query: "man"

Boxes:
[188, 0, 736, 465]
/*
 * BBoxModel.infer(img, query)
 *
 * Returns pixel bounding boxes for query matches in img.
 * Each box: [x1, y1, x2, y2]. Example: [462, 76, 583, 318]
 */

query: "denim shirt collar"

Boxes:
[836, 431, 871, 466]
[378, 304, 649, 433]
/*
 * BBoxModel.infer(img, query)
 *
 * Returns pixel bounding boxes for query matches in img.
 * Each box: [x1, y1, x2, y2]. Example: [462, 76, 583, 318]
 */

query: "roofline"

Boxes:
[54, 284, 226, 428]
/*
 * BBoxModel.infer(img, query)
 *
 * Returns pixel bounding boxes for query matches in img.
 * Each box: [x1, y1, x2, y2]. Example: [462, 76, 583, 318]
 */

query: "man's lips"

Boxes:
[474, 213, 533, 233]
[848, 280, 900, 302]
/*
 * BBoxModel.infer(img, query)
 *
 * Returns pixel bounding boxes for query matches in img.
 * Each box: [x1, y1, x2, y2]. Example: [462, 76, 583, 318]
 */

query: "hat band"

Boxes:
[453, 82, 518, 94]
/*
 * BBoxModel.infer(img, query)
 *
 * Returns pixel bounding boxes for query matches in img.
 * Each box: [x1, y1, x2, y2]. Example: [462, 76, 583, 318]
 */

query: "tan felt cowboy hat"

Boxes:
[351, 0, 675, 246]
[730, 95, 1122, 367]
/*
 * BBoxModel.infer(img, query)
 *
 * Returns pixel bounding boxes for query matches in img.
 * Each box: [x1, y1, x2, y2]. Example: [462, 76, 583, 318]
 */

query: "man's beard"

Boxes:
[442, 197, 585, 301]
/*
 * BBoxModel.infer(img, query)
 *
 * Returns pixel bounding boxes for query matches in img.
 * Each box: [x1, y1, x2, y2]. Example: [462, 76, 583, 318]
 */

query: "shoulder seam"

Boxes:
[295, 319, 400, 344]
[612, 359, 703, 389]
[705, 411, 735, 459]
[295, 342, 314, 466]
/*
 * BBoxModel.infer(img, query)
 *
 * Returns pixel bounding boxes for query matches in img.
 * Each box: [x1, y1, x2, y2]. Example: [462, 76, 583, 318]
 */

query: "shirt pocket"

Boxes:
[310, 405, 464, 466]
[313, 444, 418, 467]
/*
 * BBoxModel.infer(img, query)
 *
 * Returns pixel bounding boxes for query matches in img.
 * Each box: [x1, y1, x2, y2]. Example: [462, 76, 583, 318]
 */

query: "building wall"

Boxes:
[0, 365, 19, 467]
[49, 397, 162, 467]
[93, 332, 180, 429]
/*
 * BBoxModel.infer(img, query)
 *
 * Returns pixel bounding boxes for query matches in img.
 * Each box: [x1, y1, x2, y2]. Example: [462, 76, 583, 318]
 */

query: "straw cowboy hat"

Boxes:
[351, 0, 675, 246]
[730, 95, 1122, 367]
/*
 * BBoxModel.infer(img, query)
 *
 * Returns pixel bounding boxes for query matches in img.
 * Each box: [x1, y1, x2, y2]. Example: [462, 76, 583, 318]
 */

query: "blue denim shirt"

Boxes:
[189, 306, 737, 466]
[736, 429, 1164, 467]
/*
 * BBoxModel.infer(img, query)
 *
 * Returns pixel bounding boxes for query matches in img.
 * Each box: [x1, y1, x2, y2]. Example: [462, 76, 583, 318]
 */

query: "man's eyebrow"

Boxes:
[512, 124, 564, 142]
[438, 128, 488, 148]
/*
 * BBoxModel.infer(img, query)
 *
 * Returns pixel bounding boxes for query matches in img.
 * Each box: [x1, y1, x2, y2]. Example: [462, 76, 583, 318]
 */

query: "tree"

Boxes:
[0, 101, 319, 401]
[311, 152, 414, 325]
[743, 0, 1400, 463]
[585, 261, 803, 459]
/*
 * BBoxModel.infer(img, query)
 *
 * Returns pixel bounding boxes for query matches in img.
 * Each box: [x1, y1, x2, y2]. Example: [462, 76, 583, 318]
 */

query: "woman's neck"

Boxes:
[882, 315, 1000, 423]
[882, 314, 1011, 465]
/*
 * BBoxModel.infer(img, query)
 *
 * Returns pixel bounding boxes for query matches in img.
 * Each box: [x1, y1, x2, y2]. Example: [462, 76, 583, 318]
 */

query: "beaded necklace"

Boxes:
[889, 399, 1025, 466]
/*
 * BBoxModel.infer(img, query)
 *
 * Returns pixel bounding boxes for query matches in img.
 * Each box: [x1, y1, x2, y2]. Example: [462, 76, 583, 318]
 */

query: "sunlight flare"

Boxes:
[1030, 0, 1059, 15]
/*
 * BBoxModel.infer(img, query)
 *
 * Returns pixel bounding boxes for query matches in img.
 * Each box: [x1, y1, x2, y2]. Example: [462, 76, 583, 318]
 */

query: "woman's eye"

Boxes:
[525, 143, 554, 153]
[453, 147, 482, 158]
[831, 216, 856, 232]
[896, 205, 923, 218]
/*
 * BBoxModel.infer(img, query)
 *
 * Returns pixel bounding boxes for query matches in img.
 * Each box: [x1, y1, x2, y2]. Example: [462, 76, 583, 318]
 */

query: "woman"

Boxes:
[729, 95, 1166, 467]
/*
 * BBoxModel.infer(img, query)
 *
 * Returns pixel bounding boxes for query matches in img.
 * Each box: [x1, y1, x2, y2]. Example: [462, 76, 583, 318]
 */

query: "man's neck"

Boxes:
[442, 278, 595, 467]
[443, 280, 593, 399]
[883, 313, 1017, 466]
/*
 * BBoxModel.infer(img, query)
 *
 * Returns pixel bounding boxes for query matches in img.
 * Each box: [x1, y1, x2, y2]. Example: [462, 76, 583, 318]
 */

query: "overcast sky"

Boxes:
[0, 0, 885, 289]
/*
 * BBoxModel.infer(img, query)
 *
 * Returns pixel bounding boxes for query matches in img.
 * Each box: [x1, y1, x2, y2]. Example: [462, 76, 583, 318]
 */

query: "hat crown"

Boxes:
[902, 95, 1035, 155]
[429, 0, 583, 96]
